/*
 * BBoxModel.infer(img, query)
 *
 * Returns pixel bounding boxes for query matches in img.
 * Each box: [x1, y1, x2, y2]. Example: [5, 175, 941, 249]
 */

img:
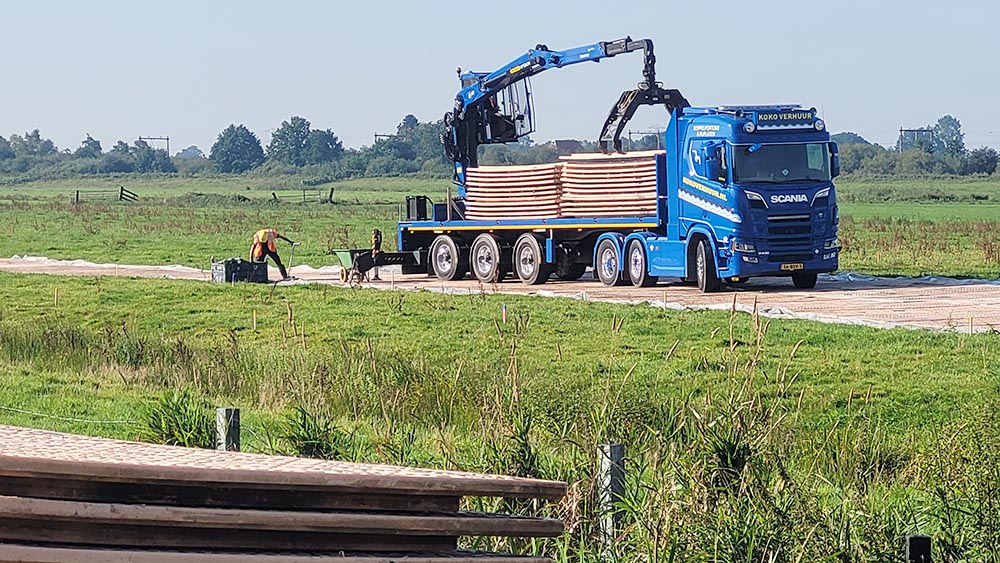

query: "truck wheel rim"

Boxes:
[600, 248, 615, 281]
[475, 245, 494, 276]
[518, 246, 536, 276]
[435, 245, 454, 273]
[630, 248, 642, 277]
[697, 247, 705, 283]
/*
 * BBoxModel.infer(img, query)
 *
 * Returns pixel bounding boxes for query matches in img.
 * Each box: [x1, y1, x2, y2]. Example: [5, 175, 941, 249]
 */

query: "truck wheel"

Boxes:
[792, 272, 818, 289]
[430, 235, 466, 281]
[627, 239, 656, 287]
[513, 233, 551, 285]
[595, 239, 626, 287]
[695, 239, 721, 293]
[471, 234, 508, 283]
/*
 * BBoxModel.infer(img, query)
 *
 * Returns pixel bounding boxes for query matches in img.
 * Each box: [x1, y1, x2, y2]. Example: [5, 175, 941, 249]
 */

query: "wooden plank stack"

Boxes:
[465, 164, 562, 221]
[558, 151, 661, 218]
[0, 425, 565, 562]
[463, 151, 662, 221]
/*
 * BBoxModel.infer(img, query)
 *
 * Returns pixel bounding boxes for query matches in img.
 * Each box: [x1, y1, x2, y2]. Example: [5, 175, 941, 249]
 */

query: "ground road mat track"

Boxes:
[0, 425, 564, 561]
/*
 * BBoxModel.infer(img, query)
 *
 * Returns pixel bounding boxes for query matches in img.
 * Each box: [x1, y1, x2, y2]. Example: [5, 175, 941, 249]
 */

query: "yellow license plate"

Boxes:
[781, 263, 804, 271]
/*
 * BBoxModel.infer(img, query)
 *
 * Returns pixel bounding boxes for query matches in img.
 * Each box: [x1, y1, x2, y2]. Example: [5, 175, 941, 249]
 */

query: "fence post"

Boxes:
[216, 407, 240, 452]
[905, 535, 931, 563]
[74, 190, 80, 204]
[598, 443, 626, 555]
[328, 187, 335, 203]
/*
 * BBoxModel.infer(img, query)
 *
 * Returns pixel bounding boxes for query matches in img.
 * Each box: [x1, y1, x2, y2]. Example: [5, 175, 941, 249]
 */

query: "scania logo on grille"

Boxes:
[770, 194, 808, 204]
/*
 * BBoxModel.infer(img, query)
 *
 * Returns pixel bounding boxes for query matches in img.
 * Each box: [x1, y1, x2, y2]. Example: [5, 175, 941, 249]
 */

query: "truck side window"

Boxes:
[717, 146, 728, 183]
[688, 140, 725, 183]
[688, 140, 711, 178]
[688, 143, 704, 178]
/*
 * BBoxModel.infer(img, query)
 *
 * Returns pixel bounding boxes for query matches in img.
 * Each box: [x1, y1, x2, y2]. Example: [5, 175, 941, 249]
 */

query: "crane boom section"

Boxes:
[455, 42, 609, 110]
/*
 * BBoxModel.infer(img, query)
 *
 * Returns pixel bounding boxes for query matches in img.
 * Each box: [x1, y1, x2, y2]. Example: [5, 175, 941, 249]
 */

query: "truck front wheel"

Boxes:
[513, 234, 551, 285]
[627, 240, 656, 287]
[792, 272, 818, 289]
[695, 239, 721, 293]
[430, 235, 466, 281]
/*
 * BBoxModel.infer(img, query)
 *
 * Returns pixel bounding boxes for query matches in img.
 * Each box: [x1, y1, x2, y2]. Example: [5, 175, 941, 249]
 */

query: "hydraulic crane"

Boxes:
[441, 37, 689, 189]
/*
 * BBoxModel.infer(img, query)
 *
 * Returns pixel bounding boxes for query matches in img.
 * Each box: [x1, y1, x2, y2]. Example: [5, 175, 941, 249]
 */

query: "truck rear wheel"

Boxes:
[471, 234, 508, 283]
[695, 239, 721, 293]
[430, 235, 466, 281]
[595, 239, 626, 287]
[513, 233, 551, 285]
[792, 272, 818, 289]
[627, 239, 656, 287]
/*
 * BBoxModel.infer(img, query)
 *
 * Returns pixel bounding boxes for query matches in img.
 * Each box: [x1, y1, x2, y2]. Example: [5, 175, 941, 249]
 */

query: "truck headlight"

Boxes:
[824, 238, 839, 250]
[733, 241, 756, 253]
[814, 119, 825, 131]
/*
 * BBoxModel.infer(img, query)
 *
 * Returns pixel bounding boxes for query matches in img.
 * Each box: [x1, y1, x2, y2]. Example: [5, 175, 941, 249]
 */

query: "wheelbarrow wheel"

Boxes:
[339, 267, 349, 283]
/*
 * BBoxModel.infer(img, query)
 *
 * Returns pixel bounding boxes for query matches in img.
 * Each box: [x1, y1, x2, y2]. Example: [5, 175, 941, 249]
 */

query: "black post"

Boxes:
[906, 535, 931, 563]
[598, 444, 626, 552]
[74, 190, 79, 204]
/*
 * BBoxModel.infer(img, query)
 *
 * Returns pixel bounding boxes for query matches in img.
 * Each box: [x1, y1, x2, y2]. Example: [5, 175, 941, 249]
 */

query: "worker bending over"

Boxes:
[250, 228, 295, 279]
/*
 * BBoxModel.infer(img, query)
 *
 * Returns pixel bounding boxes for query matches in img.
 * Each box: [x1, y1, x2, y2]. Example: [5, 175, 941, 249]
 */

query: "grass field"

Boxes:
[2, 175, 1000, 278]
[2, 272, 1000, 560]
[3, 173, 1000, 560]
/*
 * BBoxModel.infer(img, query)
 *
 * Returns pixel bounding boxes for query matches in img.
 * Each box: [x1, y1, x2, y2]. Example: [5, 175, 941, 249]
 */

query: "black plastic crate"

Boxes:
[211, 258, 269, 284]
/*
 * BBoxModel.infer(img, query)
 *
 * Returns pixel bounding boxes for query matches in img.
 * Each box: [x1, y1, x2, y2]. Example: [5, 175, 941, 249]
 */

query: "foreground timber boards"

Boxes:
[0, 425, 564, 560]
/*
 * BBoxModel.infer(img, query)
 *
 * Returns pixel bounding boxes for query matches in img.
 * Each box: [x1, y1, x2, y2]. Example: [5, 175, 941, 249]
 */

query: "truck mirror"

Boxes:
[829, 141, 840, 178]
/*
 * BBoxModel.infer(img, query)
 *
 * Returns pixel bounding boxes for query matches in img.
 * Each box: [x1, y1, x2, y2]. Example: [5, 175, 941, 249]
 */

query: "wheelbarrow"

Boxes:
[330, 248, 422, 288]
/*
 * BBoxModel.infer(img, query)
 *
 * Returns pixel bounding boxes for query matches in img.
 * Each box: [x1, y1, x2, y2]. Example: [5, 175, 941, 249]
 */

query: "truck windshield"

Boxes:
[732, 143, 831, 183]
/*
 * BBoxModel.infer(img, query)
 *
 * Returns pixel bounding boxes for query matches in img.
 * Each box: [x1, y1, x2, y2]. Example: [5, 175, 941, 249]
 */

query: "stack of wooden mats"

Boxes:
[464, 163, 561, 221]
[463, 151, 663, 221]
[558, 151, 662, 218]
[0, 425, 566, 562]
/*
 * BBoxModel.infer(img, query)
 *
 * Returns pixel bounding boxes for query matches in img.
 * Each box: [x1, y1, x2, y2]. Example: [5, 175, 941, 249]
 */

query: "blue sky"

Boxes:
[3, 0, 997, 154]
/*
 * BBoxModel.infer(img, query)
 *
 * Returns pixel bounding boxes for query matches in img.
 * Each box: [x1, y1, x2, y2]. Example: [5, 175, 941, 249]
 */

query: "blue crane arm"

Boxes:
[455, 41, 617, 111]
[442, 37, 687, 195]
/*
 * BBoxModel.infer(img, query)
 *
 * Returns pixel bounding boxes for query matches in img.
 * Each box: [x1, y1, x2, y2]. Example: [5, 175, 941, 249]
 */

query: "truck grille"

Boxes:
[762, 213, 813, 250]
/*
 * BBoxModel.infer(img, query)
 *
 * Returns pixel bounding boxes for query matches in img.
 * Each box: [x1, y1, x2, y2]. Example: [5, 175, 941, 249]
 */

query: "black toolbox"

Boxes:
[211, 258, 269, 283]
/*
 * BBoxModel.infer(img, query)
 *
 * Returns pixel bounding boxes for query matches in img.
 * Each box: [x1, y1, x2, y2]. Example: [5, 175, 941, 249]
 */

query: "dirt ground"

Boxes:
[3, 256, 999, 333]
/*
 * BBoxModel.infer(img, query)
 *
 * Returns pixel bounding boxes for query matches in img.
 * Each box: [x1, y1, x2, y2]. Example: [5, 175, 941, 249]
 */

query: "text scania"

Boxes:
[770, 194, 808, 203]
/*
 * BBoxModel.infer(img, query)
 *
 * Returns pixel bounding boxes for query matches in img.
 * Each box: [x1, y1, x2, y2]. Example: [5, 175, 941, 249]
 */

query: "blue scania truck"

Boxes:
[397, 37, 840, 291]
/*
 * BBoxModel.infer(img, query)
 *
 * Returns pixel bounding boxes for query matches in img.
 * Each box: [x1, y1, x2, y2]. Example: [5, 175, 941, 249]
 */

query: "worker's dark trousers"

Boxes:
[256, 248, 287, 278]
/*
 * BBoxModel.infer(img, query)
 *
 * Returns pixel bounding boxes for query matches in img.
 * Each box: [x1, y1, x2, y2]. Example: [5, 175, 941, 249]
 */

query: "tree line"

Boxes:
[1, 113, 995, 181]
[833, 115, 998, 176]
[0, 114, 555, 181]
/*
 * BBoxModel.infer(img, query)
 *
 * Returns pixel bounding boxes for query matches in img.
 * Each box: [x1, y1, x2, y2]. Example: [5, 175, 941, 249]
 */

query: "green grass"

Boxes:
[5, 173, 1000, 559]
[0, 174, 450, 201]
[2, 272, 1000, 560]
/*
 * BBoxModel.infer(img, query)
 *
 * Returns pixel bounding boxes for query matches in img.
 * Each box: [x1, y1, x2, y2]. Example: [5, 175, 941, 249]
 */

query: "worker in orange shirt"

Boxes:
[250, 228, 295, 279]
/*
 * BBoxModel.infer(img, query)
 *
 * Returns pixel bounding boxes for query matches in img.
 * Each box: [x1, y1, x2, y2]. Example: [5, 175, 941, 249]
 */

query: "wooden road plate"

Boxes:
[468, 163, 561, 173]
[558, 150, 664, 160]
[0, 426, 566, 504]
[0, 544, 552, 563]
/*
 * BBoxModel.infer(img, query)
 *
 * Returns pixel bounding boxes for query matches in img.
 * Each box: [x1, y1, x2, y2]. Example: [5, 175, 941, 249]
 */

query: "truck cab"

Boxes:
[668, 105, 840, 289]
